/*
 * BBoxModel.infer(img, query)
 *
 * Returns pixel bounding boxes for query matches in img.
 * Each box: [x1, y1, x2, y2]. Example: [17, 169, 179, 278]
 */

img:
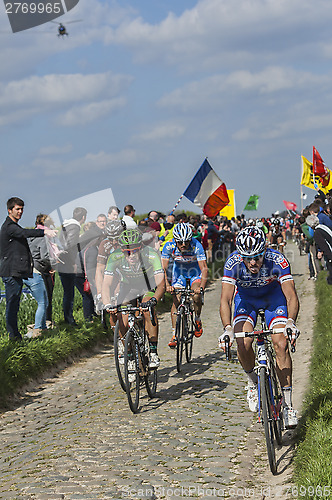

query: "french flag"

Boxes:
[183, 159, 229, 218]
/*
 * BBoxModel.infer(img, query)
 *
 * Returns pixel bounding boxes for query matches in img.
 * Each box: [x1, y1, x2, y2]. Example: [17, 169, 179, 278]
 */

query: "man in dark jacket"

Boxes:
[0, 197, 55, 340]
[306, 214, 332, 285]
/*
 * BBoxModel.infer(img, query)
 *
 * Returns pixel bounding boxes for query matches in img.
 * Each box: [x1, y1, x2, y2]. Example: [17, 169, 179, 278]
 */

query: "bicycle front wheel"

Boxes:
[124, 330, 140, 413]
[113, 322, 126, 392]
[144, 336, 158, 397]
[267, 351, 283, 446]
[176, 313, 185, 372]
[185, 311, 194, 363]
[260, 366, 277, 475]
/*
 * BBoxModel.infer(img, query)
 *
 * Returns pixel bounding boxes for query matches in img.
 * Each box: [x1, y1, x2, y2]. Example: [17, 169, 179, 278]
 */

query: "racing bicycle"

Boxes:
[225, 310, 295, 475]
[173, 278, 204, 373]
[116, 301, 158, 413]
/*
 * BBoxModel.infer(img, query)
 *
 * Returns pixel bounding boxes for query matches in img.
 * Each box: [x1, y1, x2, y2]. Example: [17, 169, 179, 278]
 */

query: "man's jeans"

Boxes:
[2, 277, 23, 339]
[59, 272, 76, 324]
[23, 273, 48, 329]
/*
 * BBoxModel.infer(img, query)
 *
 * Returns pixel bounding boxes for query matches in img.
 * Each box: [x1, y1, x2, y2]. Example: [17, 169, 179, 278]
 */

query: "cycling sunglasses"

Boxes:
[241, 251, 265, 262]
[122, 247, 140, 256]
[176, 240, 190, 246]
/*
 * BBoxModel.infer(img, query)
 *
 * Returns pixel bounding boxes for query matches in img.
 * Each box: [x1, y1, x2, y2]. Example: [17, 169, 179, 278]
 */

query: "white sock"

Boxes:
[282, 386, 293, 408]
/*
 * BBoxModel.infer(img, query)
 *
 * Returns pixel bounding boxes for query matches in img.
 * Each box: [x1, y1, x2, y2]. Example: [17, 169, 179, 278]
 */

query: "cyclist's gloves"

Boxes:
[94, 294, 103, 315]
[104, 298, 117, 313]
[283, 319, 300, 344]
[218, 325, 234, 349]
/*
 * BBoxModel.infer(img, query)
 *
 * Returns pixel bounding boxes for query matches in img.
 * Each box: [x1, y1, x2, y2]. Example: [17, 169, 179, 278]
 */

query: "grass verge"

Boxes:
[294, 271, 332, 496]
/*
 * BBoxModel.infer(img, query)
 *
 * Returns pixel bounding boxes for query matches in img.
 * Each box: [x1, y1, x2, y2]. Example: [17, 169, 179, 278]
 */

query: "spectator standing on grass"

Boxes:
[306, 214, 332, 285]
[0, 198, 56, 341]
[57, 207, 87, 326]
[24, 213, 57, 337]
[34, 214, 57, 328]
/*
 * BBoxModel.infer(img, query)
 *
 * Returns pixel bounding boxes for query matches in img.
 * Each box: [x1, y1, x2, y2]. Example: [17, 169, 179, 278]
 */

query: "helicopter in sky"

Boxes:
[51, 20, 82, 37]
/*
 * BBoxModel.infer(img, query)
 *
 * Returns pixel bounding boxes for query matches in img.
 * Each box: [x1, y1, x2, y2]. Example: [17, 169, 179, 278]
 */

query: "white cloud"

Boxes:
[32, 148, 147, 175]
[0, 72, 132, 126]
[158, 67, 329, 112]
[107, 0, 332, 71]
[58, 98, 127, 126]
[133, 122, 186, 141]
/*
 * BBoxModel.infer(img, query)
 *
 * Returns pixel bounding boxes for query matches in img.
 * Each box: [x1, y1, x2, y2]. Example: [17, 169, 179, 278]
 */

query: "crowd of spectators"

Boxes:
[1, 189, 331, 341]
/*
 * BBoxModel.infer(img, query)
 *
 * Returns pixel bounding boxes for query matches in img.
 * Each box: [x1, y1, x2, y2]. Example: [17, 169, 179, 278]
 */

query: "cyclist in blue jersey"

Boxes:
[218, 226, 300, 429]
[161, 222, 208, 348]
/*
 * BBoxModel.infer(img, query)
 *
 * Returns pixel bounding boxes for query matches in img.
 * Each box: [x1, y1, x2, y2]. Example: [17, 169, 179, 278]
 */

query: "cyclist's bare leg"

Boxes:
[235, 320, 255, 372]
[118, 313, 129, 338]
[270, 325, 292, 387]
[143, 293, 158, 342]
[192, 280, 202, 317]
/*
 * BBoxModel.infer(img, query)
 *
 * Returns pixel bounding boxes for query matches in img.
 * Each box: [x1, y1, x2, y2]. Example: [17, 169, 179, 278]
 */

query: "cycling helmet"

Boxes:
[236, 227, 266, 257]
[118, 228, 142, 249]
[173, 222, 193, 243]
[105, 220, 124, 239]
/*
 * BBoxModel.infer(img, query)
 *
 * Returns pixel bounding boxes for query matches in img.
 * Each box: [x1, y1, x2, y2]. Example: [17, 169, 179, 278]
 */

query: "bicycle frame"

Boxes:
[117, 305, 148, 376]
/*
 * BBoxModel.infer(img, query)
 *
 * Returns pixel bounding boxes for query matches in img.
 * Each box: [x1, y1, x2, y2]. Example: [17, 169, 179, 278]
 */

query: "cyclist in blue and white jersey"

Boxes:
[161, 222, 208, 348]
[218, 226, 300, 429]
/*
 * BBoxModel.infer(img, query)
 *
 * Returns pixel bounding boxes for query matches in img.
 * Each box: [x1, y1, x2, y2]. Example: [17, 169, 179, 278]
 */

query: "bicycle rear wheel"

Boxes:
[113, 322, 126, 392]
[267, 350, 283, 446]
[260, 366, 277, 475]
[176, 312, 185, 372]
[185, 311, 194, 363]
[124, 330, 140, 413]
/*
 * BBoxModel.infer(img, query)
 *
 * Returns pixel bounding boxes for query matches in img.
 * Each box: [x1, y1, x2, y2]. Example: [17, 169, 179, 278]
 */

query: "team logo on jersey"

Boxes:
[276, 308, 285, 315]
[224, 253, 242, 271]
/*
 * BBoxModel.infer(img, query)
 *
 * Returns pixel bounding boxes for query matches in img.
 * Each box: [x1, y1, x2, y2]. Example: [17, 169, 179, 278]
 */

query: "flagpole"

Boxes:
[170, 194, 184, 215]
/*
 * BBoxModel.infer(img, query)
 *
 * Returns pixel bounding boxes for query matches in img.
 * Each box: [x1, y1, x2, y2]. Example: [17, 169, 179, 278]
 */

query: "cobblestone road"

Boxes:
[0, 246, 310, 500]
[0, 277, 255, 499]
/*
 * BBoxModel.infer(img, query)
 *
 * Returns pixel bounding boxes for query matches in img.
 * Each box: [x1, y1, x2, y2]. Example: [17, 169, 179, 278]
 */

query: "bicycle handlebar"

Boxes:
[233, 328, 284, 338]
[232, 327, 296, 352]
[107, 303, 157, 327]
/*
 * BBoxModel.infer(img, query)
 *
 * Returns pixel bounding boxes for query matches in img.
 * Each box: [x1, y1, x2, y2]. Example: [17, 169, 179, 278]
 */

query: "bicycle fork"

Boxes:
[256, 340, 280, 424]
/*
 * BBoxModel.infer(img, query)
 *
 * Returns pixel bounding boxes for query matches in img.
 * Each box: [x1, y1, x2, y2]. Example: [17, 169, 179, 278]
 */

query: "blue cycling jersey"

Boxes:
[222, 248, 294, 328]
[161, 238, 206, 273]
[222, 248, 293, 298]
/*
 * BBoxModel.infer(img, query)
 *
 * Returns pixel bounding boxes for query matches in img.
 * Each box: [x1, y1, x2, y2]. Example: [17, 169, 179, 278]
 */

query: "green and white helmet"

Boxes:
[118, 229, 143, 249]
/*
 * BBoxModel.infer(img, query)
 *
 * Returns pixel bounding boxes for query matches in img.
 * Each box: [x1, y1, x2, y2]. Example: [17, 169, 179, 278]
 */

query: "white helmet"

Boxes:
[173, 222, 193, 243]
[236, 227, 266, 257]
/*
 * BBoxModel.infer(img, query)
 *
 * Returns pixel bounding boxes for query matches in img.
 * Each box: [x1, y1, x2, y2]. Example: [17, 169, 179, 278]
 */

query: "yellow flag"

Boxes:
[301, 156, 332, 194]
[219, 189, 236, 219]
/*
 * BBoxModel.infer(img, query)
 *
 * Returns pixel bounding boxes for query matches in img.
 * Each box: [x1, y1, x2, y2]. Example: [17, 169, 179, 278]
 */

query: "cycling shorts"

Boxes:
[172, 274, 201, 288]
[233, 287, 287, 329]
[172, 264, 202, 288]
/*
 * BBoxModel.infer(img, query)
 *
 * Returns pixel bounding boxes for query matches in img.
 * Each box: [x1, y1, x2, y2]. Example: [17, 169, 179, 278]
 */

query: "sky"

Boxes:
[1, 0, 332, 224]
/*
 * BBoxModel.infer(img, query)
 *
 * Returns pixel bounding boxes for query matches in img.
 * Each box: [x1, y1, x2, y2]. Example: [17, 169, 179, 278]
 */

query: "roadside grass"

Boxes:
[294, 271, 332, 496]
[0, 276, 112, 407]
[0, 258, 225, 406]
